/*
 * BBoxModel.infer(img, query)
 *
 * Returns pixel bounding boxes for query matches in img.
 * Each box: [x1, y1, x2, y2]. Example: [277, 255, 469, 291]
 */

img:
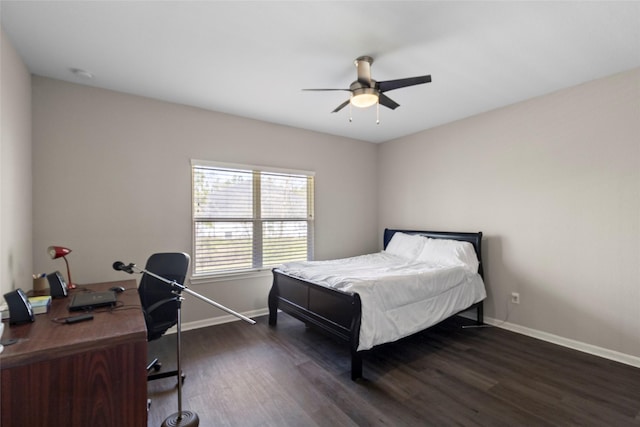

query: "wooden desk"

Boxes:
[1, 280, 147, 427]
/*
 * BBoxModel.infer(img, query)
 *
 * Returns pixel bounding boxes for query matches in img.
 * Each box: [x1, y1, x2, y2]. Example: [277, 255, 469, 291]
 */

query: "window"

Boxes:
[192, 160, 314, 276]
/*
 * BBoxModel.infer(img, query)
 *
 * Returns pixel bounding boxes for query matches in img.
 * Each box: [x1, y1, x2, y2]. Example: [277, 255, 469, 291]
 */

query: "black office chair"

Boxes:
[138, 252, 190, 383]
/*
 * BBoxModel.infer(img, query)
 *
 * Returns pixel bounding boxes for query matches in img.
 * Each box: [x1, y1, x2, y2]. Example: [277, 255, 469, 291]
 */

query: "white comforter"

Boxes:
[278, 252, 486, 351]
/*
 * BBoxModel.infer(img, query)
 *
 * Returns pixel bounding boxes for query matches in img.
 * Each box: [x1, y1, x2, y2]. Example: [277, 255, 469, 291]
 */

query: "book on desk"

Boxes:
[0, 296, 51, 319]
[28, 296, 52, 315]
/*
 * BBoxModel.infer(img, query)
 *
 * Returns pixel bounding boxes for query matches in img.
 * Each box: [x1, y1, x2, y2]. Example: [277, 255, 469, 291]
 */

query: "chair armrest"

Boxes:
[145, 296, 178, 316]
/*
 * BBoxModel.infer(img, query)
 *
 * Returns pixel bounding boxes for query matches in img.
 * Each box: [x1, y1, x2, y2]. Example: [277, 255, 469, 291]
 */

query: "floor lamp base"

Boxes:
[161, 410, 200, 427]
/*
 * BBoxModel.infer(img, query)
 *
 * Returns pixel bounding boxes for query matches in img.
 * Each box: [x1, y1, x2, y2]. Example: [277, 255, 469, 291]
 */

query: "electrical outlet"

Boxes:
[511, 292, 520, 304]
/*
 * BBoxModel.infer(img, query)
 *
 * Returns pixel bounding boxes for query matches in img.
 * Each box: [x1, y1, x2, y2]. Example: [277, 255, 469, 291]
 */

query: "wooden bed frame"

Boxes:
[268, 228, 485, 380]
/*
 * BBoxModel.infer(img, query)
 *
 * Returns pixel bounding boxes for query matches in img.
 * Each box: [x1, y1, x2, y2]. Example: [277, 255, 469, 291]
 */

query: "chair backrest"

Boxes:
[138, 252, 190, 341]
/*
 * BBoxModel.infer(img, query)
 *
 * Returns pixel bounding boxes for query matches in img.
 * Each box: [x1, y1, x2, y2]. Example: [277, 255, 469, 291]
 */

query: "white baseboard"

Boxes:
[164, 307, 269, 335]
[484, 316, 640, 369]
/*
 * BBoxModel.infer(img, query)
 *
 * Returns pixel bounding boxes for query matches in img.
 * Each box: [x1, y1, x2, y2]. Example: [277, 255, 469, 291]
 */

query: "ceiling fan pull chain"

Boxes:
[376, 102, 380, 125]
[349, 103, 353, 122]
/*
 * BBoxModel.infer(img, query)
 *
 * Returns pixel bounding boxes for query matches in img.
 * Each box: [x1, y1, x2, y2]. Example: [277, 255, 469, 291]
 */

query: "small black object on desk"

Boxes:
[65, 314, 94, 324]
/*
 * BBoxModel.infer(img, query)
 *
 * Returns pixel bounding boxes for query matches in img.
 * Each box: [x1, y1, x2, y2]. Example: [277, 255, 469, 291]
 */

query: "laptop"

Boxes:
[68, 291, 117, 312]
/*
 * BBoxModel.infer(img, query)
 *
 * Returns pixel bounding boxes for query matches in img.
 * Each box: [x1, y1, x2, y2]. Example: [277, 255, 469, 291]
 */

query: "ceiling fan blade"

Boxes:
[302, 88, 351, 91]
[379, 93, 400, 110]
[332, 99, 351, 113]
[378, 75, 431, 92]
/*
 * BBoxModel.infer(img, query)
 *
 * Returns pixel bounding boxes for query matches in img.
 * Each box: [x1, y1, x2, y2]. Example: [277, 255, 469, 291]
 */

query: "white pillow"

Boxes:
[416, 238, 479, 272]
[385, 232, 426, 260]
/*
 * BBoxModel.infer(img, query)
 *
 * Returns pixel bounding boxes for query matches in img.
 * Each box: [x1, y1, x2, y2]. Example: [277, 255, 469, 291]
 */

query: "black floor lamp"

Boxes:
[114, 261, 255, 427]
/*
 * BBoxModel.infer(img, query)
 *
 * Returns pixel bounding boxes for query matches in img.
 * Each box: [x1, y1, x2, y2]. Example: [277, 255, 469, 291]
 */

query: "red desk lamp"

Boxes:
[48, 246, 76, 289]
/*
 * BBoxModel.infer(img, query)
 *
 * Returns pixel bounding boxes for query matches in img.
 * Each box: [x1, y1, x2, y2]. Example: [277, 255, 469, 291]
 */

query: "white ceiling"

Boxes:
[2, 1, 639, 143]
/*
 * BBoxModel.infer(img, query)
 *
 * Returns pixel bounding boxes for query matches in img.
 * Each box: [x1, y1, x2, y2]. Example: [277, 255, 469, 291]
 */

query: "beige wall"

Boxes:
[0, 27, 32, 297]
[32, 77, 379, 323]
[379, 68, 640, 361]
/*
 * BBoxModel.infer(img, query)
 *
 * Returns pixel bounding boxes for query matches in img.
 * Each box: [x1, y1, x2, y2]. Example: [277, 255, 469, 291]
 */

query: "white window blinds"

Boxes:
[192, 161, 314, 275]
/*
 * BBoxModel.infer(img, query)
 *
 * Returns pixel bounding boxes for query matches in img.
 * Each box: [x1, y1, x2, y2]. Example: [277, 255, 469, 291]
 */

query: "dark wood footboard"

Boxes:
[269, 228, 485, 380]
[269, 268, 363, 379]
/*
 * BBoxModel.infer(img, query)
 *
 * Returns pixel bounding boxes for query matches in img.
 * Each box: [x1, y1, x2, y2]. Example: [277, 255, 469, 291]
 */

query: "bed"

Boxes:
[268, 228, 486, 380]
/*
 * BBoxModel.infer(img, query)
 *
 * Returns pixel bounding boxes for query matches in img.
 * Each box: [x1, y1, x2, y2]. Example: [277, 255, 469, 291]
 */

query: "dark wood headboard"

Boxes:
[383, 228, 484, 278]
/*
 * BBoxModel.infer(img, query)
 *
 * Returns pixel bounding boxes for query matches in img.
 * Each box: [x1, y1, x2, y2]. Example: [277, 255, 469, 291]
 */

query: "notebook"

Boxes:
[68, 291, 117, 312]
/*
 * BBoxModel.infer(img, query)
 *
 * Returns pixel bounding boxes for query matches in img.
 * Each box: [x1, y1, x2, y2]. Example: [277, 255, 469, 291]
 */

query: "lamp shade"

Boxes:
[48, 246, 72, 259]
[47, 246, 75, 289]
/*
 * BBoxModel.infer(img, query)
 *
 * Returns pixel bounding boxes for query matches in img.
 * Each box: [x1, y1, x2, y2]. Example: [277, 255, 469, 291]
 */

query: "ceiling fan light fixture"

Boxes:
[350, 88, 378, 108]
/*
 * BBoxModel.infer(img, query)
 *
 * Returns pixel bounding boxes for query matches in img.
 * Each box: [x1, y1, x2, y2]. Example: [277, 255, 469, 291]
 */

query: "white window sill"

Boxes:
[190, 268, 273, 285]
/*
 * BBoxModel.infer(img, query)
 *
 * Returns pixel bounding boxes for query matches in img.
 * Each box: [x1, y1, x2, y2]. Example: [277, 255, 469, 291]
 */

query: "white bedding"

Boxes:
[278, 252, 486, 351]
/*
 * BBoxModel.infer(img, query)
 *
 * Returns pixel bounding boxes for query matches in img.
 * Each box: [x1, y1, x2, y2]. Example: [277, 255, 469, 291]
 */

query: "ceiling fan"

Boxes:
[303, 56, 432, 114]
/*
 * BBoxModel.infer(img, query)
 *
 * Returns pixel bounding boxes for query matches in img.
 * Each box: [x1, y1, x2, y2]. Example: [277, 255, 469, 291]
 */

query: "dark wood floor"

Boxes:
[147, 313, 640, 426]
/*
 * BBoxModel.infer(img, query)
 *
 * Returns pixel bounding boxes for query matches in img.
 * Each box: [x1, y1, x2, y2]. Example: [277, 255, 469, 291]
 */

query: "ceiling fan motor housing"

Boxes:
[355, 56, 374, 85]
[351, 56, 379, 107]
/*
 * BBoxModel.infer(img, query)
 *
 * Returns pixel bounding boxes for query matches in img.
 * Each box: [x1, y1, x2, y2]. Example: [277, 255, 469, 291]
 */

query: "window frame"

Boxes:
[191, 159, 315, 279]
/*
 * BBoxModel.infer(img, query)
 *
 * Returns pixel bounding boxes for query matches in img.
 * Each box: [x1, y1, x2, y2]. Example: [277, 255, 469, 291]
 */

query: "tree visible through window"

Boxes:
[192, 161, 314, 275]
